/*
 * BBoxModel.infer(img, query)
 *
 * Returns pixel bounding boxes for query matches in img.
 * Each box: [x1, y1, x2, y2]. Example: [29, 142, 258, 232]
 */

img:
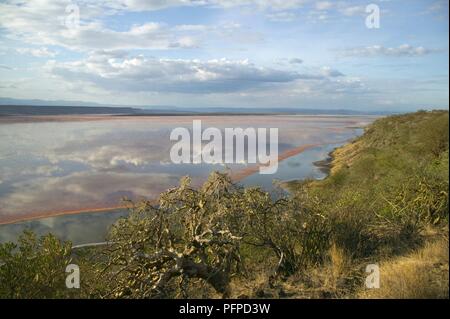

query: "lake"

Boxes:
[0, 115, 375, 244]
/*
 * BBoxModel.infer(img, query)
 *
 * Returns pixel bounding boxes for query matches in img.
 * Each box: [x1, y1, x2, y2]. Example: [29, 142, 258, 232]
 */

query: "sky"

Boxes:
[0, 0, 448, 111]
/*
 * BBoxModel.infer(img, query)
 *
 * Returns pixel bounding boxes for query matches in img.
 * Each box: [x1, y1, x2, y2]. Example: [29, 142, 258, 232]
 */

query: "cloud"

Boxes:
[200, 0, 309, 11]
[0, 65, 13, 70]
[20, 165, 63, 177]
[0, 1, 203, 51]
[48, 134, 172, 171]
[305, 2, 373, 23]
[0, 0, 389, 54]
[266, 11, 297, 22]
[116, 0, 310, 11]
[0, 0, 310, 43]
[0, 0, 255, 52]
[425, 0, 449, 20]
[338, 5, 366, 16]
[427, 0, 449, 14]
[315, 1, 333, 11]
[312, 2, 369, 17]
[340, 44, 440, 57]
[321, 66, 344, 77]
[289, 58, 303, 64]
[0, 171, 180, 219]
[3, 20, 199, 51]
[46, 52, 340, 94]
[17, 47, 58, 57]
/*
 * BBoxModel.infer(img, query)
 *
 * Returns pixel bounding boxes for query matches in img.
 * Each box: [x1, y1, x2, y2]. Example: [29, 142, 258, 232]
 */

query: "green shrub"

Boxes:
[0, 231, 74, 298]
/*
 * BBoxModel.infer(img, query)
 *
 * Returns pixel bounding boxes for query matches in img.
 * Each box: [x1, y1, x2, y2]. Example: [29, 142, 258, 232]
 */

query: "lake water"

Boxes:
[0, 115, 375, 244]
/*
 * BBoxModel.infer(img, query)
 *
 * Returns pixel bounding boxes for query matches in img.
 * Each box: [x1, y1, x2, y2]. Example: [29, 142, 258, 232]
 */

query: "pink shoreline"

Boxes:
[0, 114, 378, 125]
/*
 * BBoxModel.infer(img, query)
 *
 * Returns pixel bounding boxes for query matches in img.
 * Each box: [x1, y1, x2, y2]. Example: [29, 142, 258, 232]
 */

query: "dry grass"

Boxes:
[206, 237, 448, 299]
[359, 237, 449, 299]
[264, 244, 362, 299]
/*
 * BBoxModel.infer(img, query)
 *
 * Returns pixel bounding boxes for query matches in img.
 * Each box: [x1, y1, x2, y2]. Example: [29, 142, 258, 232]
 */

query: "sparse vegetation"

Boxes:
[0, 110, 448, 299]
[0, 231, 74, 298]
[359, 237, 449, 299]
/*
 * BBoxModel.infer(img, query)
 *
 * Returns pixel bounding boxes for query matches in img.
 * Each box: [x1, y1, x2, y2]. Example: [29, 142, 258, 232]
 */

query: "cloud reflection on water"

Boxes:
[0, 116, 374, 224]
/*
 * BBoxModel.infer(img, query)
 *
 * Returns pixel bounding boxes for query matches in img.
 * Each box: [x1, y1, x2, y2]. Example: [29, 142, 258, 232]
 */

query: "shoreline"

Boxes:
[280, 136, 359, 192]
[312, 152, 334, 175]
[0, 114, 380, 124]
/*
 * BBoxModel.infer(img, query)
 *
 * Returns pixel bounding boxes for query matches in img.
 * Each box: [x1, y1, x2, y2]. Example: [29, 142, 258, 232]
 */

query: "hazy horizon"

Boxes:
[0, 96, 447, 113]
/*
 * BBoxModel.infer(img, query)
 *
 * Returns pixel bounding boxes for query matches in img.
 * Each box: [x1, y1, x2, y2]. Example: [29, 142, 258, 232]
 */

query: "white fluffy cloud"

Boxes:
[0, 0, 325, 50]
[338, 5, 366, 16]
[315, 1, 333, 11]
[46, 52, 343, 94]
[340, 44, 439, 57]
[1, 13, 198, 51]
[119, 0, 309, 11]
[17, 47, 58, 58]
[321, 66, 344, 77]
[266, 11, 298, 22]
[0, 0, 398, 53]
[59, 23, 199, 50]
[0, 1, 204, 51]
[313, 1, 368, 17]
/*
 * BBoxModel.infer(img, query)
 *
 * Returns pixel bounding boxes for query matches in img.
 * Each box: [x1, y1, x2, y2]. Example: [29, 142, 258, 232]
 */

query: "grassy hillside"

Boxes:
[282, 110, 449, 298]
[0, 110, 448, 299]
[286, 110, 448, 253]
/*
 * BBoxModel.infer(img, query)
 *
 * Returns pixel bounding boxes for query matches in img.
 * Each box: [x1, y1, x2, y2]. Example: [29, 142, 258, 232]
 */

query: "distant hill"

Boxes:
[180, 107, 389, 115]
[0, 97, 392, 116]
[0, 105, 143, 116]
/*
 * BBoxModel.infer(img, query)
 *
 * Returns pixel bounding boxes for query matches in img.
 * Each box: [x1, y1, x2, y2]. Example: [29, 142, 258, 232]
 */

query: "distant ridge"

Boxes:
[0, 105, 390, 116]
[0, 97, 391, 116]
[0, 105, 142, 116]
